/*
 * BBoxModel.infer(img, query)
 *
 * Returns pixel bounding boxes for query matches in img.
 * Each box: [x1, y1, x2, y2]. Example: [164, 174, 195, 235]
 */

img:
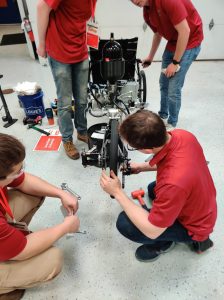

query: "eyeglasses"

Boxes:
[126, 144, 154, 151]
[126, 144, 140, 151]
[6, 163, 25, 179]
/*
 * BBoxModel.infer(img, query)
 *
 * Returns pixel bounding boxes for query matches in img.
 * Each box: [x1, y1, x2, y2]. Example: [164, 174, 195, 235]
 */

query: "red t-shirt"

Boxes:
[0, 173, 27, 262]
[143, 0, 203, 52]
[45, 0, 96, 63]
[148, 130, 217, 241]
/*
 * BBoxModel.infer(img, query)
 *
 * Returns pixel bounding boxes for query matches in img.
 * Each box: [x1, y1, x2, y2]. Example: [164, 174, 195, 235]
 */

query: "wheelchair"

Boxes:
[81, 34, 147, 187]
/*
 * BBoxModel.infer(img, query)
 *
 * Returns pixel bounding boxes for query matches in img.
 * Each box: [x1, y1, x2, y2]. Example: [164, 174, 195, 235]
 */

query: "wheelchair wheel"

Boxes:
[138, 70, 147, 103]
[109, 119, 119, 175]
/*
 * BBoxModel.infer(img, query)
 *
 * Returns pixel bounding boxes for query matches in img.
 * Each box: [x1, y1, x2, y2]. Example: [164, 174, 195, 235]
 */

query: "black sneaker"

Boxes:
[135, 241, 175, 262]
[190, 238, 214, 254]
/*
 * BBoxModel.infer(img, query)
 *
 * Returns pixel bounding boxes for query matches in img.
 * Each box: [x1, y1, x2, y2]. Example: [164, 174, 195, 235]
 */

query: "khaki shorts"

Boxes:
[0, 190, 63, 294]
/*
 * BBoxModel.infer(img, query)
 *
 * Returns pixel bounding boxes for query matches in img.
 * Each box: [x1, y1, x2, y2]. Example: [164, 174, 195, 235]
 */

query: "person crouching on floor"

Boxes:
[0, 133, 80, 299]
[100, 110, 217, 262]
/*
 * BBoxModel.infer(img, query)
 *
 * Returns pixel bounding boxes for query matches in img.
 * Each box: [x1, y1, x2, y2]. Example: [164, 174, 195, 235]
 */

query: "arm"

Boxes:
[37, 0, 52, 58]
[173, 19, 190, 62]
[130, 161, 157, 174]
[17, 173, 78, 214]
[11, 215, 80, 261]
[100, 171, 166, 239]
[142, 32, 162, 68]
[165, 19, 190, 77]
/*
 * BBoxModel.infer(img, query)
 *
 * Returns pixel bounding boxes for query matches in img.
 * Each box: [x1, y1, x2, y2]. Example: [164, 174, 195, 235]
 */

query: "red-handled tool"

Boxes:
[131, 189, 148, 211]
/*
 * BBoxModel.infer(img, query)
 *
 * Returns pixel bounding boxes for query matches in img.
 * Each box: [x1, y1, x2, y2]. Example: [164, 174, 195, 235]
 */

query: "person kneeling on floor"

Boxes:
[100, 110, 217, 262]
[0, 133, 80, 300]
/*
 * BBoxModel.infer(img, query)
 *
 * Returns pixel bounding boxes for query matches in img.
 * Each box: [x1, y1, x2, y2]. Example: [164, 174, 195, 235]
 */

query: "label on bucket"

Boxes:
[25, 106, 44, 116]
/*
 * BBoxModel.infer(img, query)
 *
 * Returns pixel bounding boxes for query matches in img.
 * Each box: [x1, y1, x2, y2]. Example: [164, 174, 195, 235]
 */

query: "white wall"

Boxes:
[21, 0, 224, 61]
[95, 0, 166, 60]
[193, 0, 224, 59]
[95, 0, 224, 60]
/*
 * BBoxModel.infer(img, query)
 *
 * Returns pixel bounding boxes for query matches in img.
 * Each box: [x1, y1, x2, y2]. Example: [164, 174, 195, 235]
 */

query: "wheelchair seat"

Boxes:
[89, 37, 138, 84]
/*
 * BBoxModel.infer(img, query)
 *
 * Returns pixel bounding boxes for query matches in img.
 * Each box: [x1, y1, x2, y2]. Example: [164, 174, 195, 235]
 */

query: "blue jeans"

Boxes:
[158, 46, 201, 127]
[48, 56, 89, 142]
[116, 181, 193, 248]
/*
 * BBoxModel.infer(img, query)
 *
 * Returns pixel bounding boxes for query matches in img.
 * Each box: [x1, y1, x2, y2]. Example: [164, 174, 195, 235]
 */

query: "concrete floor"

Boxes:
[1, 27, 224, 300]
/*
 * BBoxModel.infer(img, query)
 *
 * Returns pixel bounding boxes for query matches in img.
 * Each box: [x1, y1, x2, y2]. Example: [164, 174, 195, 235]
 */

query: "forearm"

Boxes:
[114, 190, 159, 239]
[18, 173, 64, 198]
[147, 33, 162, 61]
[137, 162, 157, 172]
[37, 0, 51, 46]
[11, 223, 67, 260]
[173, 35, 189, 62]
[173, 21, 190, 62]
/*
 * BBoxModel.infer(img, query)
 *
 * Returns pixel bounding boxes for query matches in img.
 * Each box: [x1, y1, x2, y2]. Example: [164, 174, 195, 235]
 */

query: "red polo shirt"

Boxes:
[143, 0, 203, 52]
[148, 130, 217, 241]
[0, 173, 27, 262]
[45, 0, 97, 63]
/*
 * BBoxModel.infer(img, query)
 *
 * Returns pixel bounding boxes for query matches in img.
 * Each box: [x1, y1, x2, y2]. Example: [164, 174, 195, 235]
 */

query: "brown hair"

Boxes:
[0, 133, 25, 179]
[119, 110, 167, 149]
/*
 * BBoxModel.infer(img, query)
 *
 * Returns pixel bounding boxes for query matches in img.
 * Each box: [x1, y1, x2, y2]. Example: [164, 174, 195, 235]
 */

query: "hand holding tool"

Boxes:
[131, 189, 148, 211]
[60, 205, 86, 239]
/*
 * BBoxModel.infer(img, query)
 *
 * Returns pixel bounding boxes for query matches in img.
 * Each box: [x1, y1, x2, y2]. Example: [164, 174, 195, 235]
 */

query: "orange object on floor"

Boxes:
[47, 118, 54, 125]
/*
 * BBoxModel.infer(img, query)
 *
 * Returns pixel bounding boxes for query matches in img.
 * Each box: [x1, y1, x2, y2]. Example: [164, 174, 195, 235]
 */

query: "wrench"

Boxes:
[61, 183, 81, 200]
[60, 205, 86, 239]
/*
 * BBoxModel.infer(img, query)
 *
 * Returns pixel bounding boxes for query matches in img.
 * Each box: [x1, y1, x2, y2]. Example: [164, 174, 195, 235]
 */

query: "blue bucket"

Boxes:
[18, 90, 46, 118]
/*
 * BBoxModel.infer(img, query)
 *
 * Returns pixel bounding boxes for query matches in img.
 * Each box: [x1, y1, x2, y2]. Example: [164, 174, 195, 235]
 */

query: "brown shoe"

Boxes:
[63, 141, 80, 160]
[77, 133, 89, 144]
[0, 289, 25, 300]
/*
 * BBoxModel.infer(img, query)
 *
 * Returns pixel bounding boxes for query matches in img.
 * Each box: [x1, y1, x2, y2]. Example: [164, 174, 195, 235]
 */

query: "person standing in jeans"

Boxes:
[100, 110, 217, 262]
[37, 0, 97, 159]
[130, 0, 203, 129]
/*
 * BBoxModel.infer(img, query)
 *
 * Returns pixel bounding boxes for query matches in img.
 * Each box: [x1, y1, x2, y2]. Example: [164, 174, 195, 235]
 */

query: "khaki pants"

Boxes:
[0, 190, 63, 294]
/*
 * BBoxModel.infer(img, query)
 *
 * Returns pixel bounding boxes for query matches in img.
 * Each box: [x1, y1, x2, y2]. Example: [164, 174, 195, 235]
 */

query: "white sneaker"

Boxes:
[166, 123, 176, 131]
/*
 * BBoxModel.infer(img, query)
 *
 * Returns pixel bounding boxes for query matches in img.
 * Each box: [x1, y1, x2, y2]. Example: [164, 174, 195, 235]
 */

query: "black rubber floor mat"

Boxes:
[0, 33, 26, 46]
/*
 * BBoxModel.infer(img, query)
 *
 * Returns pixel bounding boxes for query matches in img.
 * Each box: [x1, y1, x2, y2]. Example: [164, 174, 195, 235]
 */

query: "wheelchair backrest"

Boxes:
[89, 37, 138, 84]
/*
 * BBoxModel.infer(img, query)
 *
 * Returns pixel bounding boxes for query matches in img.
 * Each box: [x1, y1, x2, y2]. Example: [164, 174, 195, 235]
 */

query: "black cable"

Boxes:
[89, 83, 104, 108]
[88, 109, 107, 118]
[112, 95, 130, 115]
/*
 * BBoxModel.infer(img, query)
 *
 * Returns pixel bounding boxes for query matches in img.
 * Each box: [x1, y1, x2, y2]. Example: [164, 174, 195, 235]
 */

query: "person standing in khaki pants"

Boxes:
[0, 134, 80, 300]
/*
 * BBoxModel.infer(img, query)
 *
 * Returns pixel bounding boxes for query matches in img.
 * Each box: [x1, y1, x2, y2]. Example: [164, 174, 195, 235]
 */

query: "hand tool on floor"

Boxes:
[23, 115, 42, 125]
[131, 189, 148, 211]
[61, 183, 81, 200]
[28, 124, 50, 136]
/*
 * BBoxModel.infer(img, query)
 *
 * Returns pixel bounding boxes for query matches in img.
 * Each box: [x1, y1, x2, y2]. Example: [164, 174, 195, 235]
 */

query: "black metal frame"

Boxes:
[0, 75, 17, 128]
[82, 37, 147, 187]
[81, 118, 131, 188]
